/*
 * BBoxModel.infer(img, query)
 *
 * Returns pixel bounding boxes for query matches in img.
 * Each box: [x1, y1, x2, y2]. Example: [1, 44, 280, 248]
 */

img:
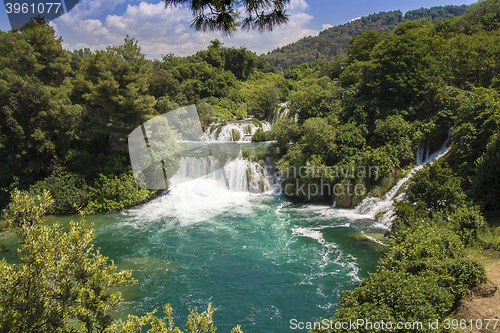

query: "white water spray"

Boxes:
[201, 121, 271, 142]
[336, 139, 452, 229]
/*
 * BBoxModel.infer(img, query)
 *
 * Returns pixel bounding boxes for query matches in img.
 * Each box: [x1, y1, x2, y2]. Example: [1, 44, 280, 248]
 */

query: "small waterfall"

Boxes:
[268, 102, 290, 125]
[170, 155, 272, 193]
[350, 138, 451, 228]
[201, 121, 272, 142]
[416, 142, 430, 166]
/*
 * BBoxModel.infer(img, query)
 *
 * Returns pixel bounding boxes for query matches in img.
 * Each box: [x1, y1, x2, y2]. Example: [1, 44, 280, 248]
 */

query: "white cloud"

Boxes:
[54, 0, 319, 58]
[322, 24, 333, 30]
[349, 16, 362, 22]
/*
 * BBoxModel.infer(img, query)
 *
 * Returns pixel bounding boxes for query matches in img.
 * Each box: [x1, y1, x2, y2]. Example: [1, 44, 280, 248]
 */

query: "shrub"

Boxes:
[29, 167, 90, 214]
[328, 270, 454, 332]
[230, 128, 241, 141]
[87, 173, 152, 213]
[381, 222, 487, 299]
[252, 128, 274, 142]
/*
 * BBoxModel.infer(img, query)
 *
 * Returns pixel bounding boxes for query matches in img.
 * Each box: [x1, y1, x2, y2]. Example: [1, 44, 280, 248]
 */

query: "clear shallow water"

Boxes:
[0, 178, 383, 332]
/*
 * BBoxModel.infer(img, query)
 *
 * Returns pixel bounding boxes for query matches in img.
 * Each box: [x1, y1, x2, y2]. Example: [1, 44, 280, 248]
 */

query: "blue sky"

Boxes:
[1, 0, 477, 59]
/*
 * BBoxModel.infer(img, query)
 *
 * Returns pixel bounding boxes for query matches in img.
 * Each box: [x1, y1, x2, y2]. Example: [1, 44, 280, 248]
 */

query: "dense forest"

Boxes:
[262, 4, 470, 70]
[0, 22, 278, 215]
[1, 0, 500, 331]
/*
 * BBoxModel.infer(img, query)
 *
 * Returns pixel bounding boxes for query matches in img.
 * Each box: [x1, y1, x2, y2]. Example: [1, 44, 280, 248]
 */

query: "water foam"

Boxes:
[329, 139, 451, 229]
[201, 121, 272, 142]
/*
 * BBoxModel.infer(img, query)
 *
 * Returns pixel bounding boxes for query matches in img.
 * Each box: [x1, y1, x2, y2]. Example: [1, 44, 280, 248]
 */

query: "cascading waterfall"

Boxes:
[346, 139, 451, 228]
[170, 155, 272, 193]
[201, 121, 271, 142]
[268, 102, 290, 125]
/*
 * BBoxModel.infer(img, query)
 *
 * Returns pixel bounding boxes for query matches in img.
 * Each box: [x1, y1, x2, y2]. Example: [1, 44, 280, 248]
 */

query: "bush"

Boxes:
[450, 205, 487, 245]
[29, 167, 90, 214]
[87, 172, 152, 213]
[252, 128, 274, 142]
[230, 128, 241, 141]
[405, 160, 466, 215]
[215, 126, 223, 139]
[241, 150, 251, 159]
[328, 270, 454, 332]
[469, 133, 500, 210]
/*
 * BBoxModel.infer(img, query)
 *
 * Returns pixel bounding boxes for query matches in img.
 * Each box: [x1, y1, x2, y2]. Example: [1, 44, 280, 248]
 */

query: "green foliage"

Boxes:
[252, 128, 274, 142]
[230, 128, 241, 141]
[382, 222, 486, 297]
[405, 160, 466, 215]
[29, 166, 90, 215]
[73, 36, 156, 154]
[327, 270, 454, 332]
[156, 95, 181, 113]
[451, 88, 500, 178]
[0, 189, 136, 332]
[87, 173, 152, 213]
[404, 4, 469, 21]
[450, 205, 487, 245]
[248, 86, 281, 118]
[477, 226, 500, 251]
[289, 78, 343, 121]
[109, 303, 244, 333]
[469, 133, 500, 210]
[271, 118, 300, 154]
[263, 5, 469, 70]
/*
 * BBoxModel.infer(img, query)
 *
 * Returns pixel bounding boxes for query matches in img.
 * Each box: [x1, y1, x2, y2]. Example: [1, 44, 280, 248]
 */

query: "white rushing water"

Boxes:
[267, 102, 290, 125]
[170, 155, 272, 193]
[331, 139, 452, 229]
[201, 121, 272, 142]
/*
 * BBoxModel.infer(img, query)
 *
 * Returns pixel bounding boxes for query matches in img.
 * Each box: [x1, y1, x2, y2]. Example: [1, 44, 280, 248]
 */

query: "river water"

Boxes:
[0, 142, 384, 332]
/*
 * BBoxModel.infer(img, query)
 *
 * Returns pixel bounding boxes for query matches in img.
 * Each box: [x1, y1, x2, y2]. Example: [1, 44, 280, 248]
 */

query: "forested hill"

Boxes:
[262, 4, 469, 70]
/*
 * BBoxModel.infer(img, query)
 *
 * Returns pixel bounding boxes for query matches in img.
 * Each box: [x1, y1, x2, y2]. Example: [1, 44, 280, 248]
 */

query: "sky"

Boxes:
[1, 0, 478, 59]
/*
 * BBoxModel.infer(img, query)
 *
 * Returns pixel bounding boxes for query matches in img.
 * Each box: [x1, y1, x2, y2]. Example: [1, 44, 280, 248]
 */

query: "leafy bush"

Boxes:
[230, 128, 241, 141]
[450, 205, 487, 245]
[87, 173, 152, 213]
[29, 167, 90, 214]
[405, 160, 466, 215]
[469, 133, 500, 210]
[328, 270, 454, 332]
[252, 128, 274, 142]
[381, 222, 486, 298]
[0, 189, 135, 332]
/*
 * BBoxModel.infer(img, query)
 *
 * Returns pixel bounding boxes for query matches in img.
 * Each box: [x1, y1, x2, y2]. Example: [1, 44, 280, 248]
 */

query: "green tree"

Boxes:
[18, 17, 71, 86]
[469, 133, 500, 210]
[0, 189, 136, 332]
[249, 86, 281, 118]
[403, 160, 466, 215]
[73, 36, 156, 154]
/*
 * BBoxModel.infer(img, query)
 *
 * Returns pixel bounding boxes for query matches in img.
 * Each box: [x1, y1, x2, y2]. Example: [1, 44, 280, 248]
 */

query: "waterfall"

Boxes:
[416, 142, 430, 166]
[201, 121, 272, 142]
[169, 155, 272, 193]
[268, 102, 290, 125]
[345, 139, 451, 228]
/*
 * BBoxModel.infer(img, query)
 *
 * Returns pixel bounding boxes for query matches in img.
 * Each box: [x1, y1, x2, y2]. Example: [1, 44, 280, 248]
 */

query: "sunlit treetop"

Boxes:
[164, 0, 290, 36]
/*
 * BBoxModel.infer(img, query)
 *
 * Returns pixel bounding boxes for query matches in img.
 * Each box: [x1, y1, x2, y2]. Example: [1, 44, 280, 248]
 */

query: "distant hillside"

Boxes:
[262, 4, 469, 70]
